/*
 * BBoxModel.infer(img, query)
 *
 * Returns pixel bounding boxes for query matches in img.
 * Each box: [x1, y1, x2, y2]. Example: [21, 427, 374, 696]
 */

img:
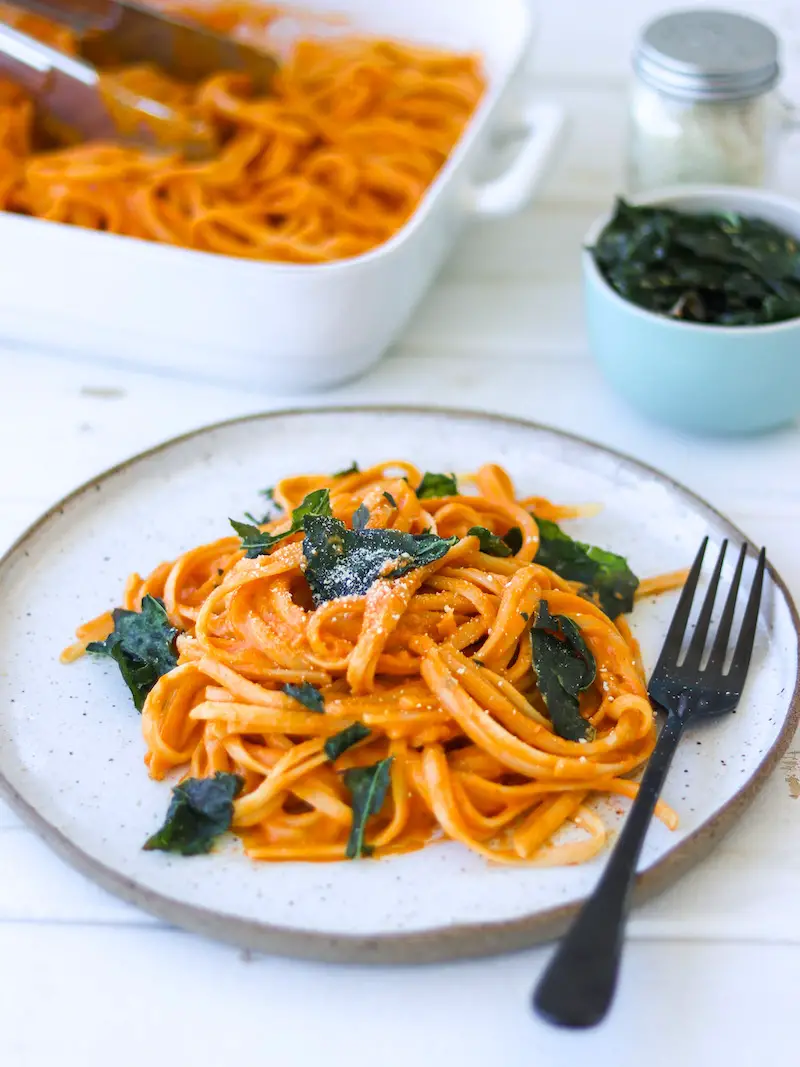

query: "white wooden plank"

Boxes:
[2, 349, 798, 513]
[634, 765, 800, 941]
[0, 356, 798, 554]
[0, 924, 798, 1067]
[0, 799, 23, 830]
[0, 830, 156, 925]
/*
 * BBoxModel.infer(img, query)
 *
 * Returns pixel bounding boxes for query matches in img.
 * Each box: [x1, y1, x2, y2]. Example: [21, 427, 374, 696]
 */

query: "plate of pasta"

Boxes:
[0, 407, 797, 962]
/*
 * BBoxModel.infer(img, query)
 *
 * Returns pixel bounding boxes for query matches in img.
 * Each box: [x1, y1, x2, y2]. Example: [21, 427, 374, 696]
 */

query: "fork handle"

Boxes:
[533, 699, 688, 1028]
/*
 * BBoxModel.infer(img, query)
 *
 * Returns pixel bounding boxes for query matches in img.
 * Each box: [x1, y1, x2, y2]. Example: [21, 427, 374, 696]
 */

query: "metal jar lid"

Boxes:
[634, 9, 780, 101]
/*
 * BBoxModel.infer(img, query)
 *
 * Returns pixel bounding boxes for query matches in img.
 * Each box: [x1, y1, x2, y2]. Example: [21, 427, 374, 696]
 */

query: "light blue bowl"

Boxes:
[583, 185, 800, 435]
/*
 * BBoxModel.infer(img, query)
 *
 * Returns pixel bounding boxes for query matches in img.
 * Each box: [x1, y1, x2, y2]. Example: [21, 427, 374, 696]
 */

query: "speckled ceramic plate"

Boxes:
[0, 407, 797, 963]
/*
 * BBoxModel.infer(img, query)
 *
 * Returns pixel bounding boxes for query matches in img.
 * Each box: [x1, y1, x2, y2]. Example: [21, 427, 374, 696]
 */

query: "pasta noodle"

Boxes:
[64, 461, 686, 865]
[0, 1, 485, 262]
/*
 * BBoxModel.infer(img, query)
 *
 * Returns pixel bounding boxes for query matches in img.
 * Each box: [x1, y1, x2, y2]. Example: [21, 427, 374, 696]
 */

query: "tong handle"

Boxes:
[0, 23, 54, 93]
[0, 22, 97, 114]
[3, 0, 119, 33]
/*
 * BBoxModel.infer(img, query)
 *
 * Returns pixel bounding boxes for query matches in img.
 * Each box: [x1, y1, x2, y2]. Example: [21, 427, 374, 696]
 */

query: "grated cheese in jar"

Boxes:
[628, 10, 781, 194]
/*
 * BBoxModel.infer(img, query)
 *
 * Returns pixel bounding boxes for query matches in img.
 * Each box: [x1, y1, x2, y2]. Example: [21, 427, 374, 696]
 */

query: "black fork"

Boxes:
[533, 538, 767, 1029]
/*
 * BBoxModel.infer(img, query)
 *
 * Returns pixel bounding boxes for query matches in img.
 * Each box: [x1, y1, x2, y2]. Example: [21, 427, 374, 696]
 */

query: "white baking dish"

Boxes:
[0, 0, 560, 390]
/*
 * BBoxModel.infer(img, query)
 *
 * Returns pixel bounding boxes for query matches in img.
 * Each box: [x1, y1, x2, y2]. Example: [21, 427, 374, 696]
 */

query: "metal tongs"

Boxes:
[0, 0, 277, 156]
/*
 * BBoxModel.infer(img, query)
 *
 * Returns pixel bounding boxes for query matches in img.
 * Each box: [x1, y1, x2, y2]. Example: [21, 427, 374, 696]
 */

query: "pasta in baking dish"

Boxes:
[0, 1, 485, 263]
[64, 461, 686, 865]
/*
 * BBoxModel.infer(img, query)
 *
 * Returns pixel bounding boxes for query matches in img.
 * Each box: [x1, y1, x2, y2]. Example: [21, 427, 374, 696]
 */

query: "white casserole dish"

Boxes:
[0, 0, 561, 391]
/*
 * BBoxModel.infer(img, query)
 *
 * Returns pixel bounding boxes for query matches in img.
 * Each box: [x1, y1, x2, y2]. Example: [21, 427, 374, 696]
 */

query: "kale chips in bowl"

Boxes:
[583, 186, 800, 435]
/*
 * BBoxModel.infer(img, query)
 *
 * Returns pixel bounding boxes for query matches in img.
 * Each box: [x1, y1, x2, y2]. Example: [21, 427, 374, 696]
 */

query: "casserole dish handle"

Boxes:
[472, 101, 564, 216]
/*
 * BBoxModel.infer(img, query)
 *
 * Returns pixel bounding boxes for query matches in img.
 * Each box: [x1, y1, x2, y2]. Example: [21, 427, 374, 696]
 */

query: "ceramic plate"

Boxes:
[0, 407, 797, 963]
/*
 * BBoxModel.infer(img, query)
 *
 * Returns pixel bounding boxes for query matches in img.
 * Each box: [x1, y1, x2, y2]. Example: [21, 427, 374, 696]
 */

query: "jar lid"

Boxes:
[634, 9, 780, 101]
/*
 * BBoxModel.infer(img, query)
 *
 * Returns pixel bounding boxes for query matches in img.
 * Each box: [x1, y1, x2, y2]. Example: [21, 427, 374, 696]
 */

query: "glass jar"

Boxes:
[627, 10, 790, 193]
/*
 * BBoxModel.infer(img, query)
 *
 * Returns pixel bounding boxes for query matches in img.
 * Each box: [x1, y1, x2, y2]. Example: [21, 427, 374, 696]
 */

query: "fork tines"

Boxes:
[653, 537, 766, 686]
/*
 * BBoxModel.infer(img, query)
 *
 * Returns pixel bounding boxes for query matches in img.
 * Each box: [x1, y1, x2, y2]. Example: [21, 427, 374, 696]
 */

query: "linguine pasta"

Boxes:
[65, 461, 685, 865]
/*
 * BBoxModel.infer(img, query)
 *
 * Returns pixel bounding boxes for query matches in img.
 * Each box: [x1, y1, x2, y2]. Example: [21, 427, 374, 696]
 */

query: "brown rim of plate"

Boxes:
[0, 405, 797, 965]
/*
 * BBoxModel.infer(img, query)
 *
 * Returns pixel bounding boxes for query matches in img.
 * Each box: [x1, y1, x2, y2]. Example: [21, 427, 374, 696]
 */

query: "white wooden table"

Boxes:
[3, 2, 800, 1063]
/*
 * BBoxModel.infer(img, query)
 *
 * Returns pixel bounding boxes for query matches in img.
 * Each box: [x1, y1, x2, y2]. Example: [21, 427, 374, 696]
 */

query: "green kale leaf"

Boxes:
[343, 757, 393, 858]
[352, 503, 370, 531]
[333, 462, 360, 478]
[243, 486, 283, 526]
[503, 526, 523, 554]
[324, 722, 371, 761]
[302, 515, 457, 605]
[530, 601, 596, 742]
[468, 525, 513, 557]
[230, 488, 332, 558]
[417, 472, 458, 499]
[87, 595, 178, 711]
[282, 681, 325, 714]
[143, 771, 244, 855]
[534, 517, 639, 618]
